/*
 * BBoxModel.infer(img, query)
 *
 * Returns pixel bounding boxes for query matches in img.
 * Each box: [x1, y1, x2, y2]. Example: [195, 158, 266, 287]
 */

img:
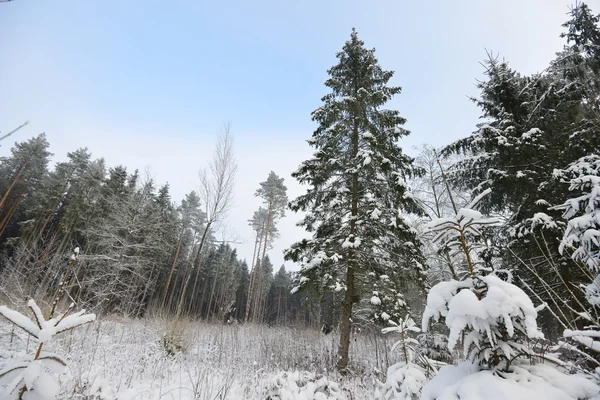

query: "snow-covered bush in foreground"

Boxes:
[264, 371, 346, 400]
[0, 248, 95, 399]
[422, 274, 542, 368]
[375, 316, 427, 400]
[0, 300, 95, 399]
[420, 191, 600, 399]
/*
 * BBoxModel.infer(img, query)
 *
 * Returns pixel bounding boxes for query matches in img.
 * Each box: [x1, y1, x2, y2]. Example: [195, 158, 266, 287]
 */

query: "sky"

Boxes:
[1, 0, 598, 270]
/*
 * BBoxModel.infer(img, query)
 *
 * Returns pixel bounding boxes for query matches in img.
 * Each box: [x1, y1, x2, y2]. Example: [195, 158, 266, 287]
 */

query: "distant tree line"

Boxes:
[0, 131, 317, 327]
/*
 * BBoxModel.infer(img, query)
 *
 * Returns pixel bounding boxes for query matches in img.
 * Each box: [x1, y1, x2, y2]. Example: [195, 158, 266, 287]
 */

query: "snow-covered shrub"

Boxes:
[161, 327, 188, 356]
[264, 370, 346, 400]
[427, 188, 502, 277]
[0, 299, 95, 399]
[422, 274, 543, 369]
[375, 362, 427, 400]
[420, 190, 600, 398]
[0, 248, 95, 399]
[375, 316, 427, 400]
[424, 190, 542, 369]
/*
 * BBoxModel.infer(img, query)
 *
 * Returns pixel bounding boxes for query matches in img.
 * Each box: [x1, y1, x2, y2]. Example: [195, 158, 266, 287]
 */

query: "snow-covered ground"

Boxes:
[0, 317, 394, 399]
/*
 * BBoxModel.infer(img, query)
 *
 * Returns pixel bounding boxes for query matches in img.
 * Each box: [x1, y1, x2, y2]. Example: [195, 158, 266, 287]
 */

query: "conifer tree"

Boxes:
[248, 172, 287, 322]
[442, 4, 600, 333]
[285, 29, 426, 372]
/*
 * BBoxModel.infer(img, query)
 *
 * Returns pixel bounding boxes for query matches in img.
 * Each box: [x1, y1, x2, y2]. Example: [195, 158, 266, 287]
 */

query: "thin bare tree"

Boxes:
[175, 123, 237, 318]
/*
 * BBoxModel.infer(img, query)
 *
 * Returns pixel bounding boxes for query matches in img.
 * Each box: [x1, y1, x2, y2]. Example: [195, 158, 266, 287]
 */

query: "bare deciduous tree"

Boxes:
[175, 123, 237, 318]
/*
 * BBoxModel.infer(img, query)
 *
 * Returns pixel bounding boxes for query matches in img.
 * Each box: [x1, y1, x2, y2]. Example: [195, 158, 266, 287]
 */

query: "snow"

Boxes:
[371, 296, 382, 306]
[375, 362, 427, 400]
[422, 275, 542, 356]
[0, 300, 96, 344]
[564, 329, 600, 352]
[341, 236, 361, 249]
[530, 212, 559, 230]
[0, 306, 39, 337]
[0, 353, 66, 400]
[371, 208, 382, 220]
[266, 371, 347, 399]
[421, 361, 600, 400]
[521, 127, 542, 140]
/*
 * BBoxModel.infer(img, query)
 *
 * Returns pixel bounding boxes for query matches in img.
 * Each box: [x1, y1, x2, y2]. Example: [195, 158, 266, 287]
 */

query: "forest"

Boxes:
[2, 2, 600, 400]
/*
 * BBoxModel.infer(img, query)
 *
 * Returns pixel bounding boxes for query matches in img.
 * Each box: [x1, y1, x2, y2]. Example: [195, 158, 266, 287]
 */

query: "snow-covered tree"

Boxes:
[420, 191, 600, 399]
[555, 155, 600, 360]
[441, 4, 600, 335]
[285, 29, 426, 372]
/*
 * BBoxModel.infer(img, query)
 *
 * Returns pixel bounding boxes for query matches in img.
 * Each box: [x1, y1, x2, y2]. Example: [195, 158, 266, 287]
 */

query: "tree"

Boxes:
[246, 172, 287, 322]
[419, 190, 600, 400]
[442, 4, 600, 335]
[285, 29, 426, 372]
[175, 124, 237, 318]
[0, 134, 52, 247]
[161, 190, 205, 309]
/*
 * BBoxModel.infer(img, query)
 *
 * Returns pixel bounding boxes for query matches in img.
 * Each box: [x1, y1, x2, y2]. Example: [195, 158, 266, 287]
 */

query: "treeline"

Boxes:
[0, 133, 316, 326]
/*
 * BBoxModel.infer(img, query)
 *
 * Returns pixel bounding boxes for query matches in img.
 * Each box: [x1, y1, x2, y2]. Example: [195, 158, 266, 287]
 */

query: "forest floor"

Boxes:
[0, 316, 398, 399]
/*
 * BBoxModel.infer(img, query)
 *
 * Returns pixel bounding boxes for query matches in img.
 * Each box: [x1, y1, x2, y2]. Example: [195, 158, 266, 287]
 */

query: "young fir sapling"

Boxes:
[0, 247, 96, 400]
[375, 315, 428, 400]
[418, 188, 600, 399]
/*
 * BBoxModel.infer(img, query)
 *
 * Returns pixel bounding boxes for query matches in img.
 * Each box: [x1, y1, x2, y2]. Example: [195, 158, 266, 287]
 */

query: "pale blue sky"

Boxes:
[1, 0, 596, 269]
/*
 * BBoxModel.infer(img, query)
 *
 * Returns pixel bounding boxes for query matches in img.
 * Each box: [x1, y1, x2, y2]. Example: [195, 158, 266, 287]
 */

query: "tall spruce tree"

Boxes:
[285, 29, 426, 372]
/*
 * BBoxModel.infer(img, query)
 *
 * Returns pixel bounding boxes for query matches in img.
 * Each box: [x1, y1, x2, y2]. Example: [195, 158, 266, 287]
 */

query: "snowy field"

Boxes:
[0, 316, 395, 399]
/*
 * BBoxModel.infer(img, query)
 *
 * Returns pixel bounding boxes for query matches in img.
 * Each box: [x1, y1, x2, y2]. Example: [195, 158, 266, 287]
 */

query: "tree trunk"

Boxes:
[253, 203, 272, 322]
[207, 255, 222, 319]
[244, 231, 261, 322]
[337, 113, 359, 373]
[162, 225, 184, 308]
[0, 191, 23, 238]
[0, 162, 26, 215]
[176, 221, 211, 318]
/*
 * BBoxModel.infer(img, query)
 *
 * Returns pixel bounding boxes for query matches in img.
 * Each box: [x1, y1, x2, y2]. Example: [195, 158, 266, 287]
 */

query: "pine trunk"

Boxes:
[337, 114, 359, 373]
[0, 162, 27, 215]
[244, 231, 261, 322]
[176, 221, 211, 318]
[0, 191, 23, 238]
[254, 202, 272, 322]
[162, 226, 184, 308]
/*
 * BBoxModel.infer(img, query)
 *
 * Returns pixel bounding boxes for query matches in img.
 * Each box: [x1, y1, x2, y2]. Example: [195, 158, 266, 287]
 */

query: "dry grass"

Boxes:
[0, 316, 398, 399]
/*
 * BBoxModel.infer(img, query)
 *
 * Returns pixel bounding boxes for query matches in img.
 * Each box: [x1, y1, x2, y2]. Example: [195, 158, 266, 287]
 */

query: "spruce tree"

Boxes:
[285, 29, 426, 372]
[442, 4, 600, 334]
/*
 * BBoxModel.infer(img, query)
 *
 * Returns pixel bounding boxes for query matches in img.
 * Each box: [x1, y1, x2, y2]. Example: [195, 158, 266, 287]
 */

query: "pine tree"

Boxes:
[247, 172, 287, 322]
[0, 134, 52, 247]
[285, 29, 426, 372]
